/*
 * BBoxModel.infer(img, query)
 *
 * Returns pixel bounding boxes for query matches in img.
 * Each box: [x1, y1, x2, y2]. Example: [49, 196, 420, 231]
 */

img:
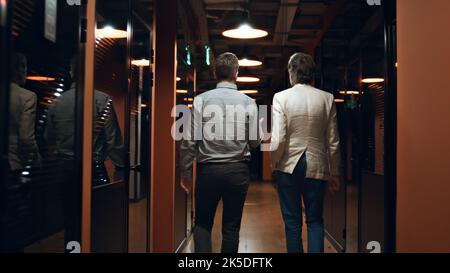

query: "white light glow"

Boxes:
[131, 59, 150, 67]
[362, 78, 385, 83]
[237, 76, 260, 83]
[223, 24, 268, 39]
[96, 26, 128, 39]
[239, 90, 259, 94]
[239, 58, 262, 67]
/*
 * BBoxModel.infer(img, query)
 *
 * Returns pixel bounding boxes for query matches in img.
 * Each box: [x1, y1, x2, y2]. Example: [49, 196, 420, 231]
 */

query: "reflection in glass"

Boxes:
[2, 0, 82, 253]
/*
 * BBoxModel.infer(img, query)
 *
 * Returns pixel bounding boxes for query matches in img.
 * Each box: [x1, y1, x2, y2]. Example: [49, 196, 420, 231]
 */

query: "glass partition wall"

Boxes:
[128, 8, 152, 253]
[174, 9, 196, 252]
[0, 0, 84, 252]
[317, 0, 396, 253]
[0, 0, 154, 253]
[91, 0, 153, 253]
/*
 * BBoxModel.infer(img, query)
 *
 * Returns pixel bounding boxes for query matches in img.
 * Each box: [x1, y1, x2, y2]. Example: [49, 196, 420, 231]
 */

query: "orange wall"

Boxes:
[397, 0, 450, 252]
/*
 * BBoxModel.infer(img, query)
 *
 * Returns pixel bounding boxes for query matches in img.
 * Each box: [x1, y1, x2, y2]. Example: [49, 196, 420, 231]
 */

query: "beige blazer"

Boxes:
[270, 84, 341, 181]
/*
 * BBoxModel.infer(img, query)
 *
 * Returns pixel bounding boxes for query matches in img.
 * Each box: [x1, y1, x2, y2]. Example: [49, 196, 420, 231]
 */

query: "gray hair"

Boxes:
[215, 52, 239, 81]
[287, 52, 316, 85]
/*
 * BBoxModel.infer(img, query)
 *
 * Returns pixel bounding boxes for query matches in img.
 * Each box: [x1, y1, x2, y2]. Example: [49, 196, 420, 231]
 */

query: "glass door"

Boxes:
[90, 0, 130, 253]
[0, 0, 85, 253]
[128, 6, 152, 253]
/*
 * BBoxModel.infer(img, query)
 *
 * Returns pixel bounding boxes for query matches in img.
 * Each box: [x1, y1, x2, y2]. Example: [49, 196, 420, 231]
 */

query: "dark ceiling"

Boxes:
[129, 0, 385, 100]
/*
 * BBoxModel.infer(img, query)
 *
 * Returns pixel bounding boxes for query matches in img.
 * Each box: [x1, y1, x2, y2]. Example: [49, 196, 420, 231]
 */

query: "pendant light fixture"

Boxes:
[238, 58, 263, 67]
[131, 59, 150, 67]
[237, 76, 260, 83]
[362, 78, 385, 83]
[96, 25, 128, 39]
[223, 24, 268, 39]
[239, 90, 259, 94]
[222, 9, 268, 39]
[239, 47, 263, 67]
[26, 76, 56, 82]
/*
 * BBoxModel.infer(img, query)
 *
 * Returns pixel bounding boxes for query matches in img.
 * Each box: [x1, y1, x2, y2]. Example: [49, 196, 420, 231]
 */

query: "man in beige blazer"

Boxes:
[270, 52, 341, 253]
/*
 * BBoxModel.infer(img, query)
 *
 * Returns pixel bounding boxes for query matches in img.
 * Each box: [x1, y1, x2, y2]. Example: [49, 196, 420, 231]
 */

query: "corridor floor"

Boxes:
[185, 182, 337, 253]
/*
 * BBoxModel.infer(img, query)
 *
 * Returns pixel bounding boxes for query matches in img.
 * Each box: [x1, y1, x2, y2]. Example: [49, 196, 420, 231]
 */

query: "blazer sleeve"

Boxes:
[326, 97, 341, 176]
[18, 92, 41, 167]
[104, 100, 126, 168]
[270, 93, 287, 169]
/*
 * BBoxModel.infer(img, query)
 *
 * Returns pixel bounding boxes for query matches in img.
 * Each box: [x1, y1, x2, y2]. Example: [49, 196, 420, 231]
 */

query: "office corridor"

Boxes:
[184, 182, 337, 253]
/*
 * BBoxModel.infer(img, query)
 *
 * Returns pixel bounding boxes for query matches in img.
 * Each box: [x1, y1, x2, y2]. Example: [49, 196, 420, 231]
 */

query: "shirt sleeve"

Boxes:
[248, 99, 262, 149]
[179, 98, 200, 180]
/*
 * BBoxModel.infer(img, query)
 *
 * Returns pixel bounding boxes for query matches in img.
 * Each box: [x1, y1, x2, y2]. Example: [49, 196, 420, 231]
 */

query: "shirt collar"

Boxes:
[216, 82, 237, 90]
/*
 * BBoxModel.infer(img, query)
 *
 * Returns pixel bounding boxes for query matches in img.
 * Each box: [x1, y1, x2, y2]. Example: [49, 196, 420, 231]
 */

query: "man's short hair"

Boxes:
[215, 52, 239, 82]
[287, 52, 316, 85]
[11, 53, 27, 86]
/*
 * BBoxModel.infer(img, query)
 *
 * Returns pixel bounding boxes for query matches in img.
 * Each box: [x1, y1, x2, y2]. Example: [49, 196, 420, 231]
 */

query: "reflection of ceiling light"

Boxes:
[362, 78, 384, 83]
[334, 99, 345, 103]
[141, 103, 147, 108]
[131, 59, 150, 67]
[237, 76, 260, 83]
[223, 24, 268, 39]
[240, 90, 258, 94]
[239, 58, 262, 67]
[339, 90, 360, 95]
[176, 89, 188, 94]
[188, 104, 193, 108]
[176, 77, 181, 82]
[96, 26, 128, 39]
[27, 76, 56, 81]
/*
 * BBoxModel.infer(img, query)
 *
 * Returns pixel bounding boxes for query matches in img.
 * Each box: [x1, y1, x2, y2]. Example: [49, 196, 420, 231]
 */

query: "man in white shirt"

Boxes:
[270, 52, 341, 253]
[180, 53, 262, 253]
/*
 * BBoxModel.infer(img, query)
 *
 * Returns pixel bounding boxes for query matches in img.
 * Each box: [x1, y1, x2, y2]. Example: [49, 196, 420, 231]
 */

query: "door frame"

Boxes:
[383, 0, 397, 253]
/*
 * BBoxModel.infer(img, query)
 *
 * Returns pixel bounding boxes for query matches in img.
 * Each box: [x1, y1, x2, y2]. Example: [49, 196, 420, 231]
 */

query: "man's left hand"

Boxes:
[180, 178, 193, 194]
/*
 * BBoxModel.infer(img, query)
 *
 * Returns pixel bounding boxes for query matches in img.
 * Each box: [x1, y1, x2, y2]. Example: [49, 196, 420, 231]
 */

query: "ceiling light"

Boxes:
[237, 76, 260, 83]
[176, 77, 181, 82]
[176, 89, 188, 94]
[240, 90, 258, 94]
[362, 78, 384, 83]
[239, 58, 262, 67]
[26, 76, 56, 81]
[96, 26, 128, 39]
[131, 59, 150, 67]
[184, 98, 194, 102]
[339, 90, 360, 95]
[223, 24, 268, 39]
[334, 99, 345, 103]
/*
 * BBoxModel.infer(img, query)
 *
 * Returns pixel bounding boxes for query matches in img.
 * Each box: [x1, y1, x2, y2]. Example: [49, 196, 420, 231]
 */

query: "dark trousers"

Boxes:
[275, 154, 326, 253]
[194, 162, 249, 253]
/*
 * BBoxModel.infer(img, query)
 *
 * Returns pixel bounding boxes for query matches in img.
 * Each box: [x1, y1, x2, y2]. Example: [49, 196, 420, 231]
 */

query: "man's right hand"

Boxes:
[180, 178, 193, 194]
[328, 175, 341, 194]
